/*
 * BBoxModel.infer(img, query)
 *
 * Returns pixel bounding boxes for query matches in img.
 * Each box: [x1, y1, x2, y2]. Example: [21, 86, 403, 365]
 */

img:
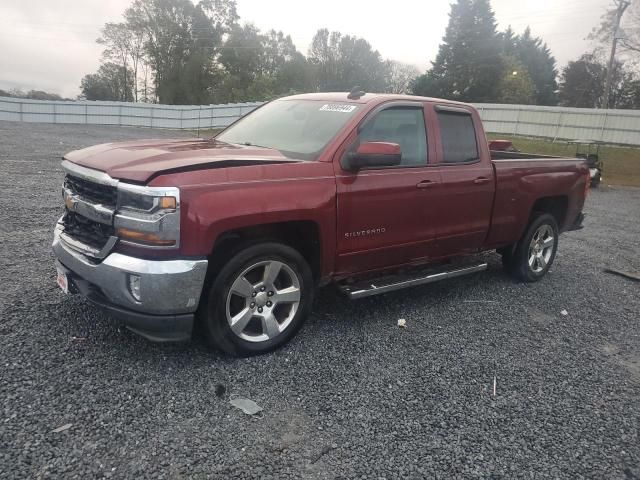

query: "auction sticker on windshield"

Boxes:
[319, 104, 357, 113]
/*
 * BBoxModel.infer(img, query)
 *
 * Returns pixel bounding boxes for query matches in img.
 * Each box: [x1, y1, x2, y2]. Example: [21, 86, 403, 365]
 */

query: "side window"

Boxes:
[437, 111, 479, 164]
[358, 107, 427, 166]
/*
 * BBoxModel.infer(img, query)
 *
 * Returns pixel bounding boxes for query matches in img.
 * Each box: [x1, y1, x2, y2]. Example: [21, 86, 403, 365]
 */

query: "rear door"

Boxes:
[431, 105, 494, 255]
[333, 101, 441, 276]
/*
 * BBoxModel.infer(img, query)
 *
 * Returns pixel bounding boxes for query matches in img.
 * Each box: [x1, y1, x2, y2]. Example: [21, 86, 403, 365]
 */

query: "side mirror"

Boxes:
[342, 142, 402, 171]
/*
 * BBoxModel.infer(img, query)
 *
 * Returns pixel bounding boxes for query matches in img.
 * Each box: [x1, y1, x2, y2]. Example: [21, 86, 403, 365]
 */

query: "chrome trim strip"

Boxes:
[59, 231, 100, 258]
[60, 232, 118, 260]
[118, 182, 180, 200]
[60, 161, 181, 250]
[57, 217, 118, 260]
[61, 160, 119, 187]
[342, 263, 488, 299]
[491, 158, 578, 163]
[114, 210, 181, 249]
[115, 184, 181, 248]
[53, 222, 208, 315]
[63, 188, 114, 225]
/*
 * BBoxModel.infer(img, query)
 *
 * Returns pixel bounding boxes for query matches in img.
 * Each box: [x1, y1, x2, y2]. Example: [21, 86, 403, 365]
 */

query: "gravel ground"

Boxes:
[1, 121, 639, 479]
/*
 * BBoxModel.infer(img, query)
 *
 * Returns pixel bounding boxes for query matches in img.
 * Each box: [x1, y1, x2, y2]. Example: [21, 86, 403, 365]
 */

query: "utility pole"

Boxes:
[602, 0, 631, 109]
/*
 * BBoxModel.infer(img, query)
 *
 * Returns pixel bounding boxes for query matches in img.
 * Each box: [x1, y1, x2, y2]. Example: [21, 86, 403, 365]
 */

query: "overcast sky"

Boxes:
[0, 0, 611, 98]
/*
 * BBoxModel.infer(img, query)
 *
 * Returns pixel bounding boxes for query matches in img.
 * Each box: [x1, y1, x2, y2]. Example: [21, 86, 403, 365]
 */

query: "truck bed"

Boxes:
[486, 152, 588, 247]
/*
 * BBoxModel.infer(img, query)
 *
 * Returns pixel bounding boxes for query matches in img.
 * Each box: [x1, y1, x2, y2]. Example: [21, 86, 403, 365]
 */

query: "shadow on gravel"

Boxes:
[47, 255, 512, 362]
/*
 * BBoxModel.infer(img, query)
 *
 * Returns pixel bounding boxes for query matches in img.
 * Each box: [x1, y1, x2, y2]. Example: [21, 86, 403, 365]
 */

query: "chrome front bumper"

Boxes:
[53, 222, 208, 339]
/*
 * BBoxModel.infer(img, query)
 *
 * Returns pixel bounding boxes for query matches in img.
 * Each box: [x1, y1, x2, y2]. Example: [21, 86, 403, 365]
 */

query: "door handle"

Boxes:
[416, 180, 435, 189]
[473, 177, 490, 184]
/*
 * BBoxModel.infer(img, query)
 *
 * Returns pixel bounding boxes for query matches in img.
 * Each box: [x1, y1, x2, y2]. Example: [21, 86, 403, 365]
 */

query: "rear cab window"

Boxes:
[436, 107, 479, 164]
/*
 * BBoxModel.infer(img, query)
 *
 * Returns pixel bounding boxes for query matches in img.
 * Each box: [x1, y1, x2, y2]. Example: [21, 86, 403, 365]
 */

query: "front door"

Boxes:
[333, 102, 441, 276]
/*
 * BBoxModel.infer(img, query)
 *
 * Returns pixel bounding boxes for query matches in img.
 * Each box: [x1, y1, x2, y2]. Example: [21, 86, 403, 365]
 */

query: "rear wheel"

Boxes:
[201, 242, 314, 356]
[505, 213, 559, 282]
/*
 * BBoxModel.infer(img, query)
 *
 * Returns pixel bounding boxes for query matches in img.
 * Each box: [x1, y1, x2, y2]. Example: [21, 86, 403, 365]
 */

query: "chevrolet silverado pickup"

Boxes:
[53, 92, 588, 356]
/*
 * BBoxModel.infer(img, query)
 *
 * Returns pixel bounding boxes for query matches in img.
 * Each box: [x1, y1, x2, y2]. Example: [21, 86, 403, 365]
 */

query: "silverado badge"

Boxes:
[344, 228, 386, 239]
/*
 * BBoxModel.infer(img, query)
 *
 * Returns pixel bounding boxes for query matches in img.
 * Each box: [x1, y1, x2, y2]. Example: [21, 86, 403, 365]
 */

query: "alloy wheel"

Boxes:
[528, 224, 555, 273]
[225, 260, 301, 343]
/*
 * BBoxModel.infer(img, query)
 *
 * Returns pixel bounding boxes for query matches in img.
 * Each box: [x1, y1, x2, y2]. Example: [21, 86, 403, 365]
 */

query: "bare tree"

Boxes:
[128, 26, 146, 102]
[98, 23, 134, 101]
[139, 60, 154, 103]
[387, 61, 420, 94]
[591, 1, 640, 57]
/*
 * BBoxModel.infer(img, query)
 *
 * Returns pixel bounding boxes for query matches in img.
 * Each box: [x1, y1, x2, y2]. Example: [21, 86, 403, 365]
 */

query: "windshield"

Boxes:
[217, 100, 361, 160]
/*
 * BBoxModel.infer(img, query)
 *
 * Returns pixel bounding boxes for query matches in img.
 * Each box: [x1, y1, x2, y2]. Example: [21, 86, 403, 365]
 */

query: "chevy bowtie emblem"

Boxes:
[65, 194, 77, 211]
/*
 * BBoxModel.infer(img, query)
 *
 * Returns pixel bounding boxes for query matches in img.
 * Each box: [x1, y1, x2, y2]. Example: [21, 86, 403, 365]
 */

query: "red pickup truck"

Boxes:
[53, 92, 588, 356]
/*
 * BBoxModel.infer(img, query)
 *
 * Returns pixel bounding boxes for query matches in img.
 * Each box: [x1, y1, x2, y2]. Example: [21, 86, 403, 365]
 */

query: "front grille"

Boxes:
[64, 174, 117, 208]
[62, 212, 114, 251]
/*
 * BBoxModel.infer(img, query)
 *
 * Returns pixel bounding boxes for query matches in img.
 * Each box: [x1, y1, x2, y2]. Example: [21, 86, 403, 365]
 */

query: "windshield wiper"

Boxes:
[241, 141, 270, 149]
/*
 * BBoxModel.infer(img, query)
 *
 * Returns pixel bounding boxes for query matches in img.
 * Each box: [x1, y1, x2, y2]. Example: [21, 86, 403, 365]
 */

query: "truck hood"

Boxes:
[64, 138, 301, 183]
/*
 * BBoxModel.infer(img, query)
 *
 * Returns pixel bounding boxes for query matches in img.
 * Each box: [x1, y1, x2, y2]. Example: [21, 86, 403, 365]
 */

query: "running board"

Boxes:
[338, 262, 488, 299]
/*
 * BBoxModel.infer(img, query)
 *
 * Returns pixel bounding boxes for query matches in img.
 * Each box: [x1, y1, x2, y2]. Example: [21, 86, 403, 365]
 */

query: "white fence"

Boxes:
[0, 96, 261, 130]
[475, 103, 640, 146]
[1, 95, 640, 145]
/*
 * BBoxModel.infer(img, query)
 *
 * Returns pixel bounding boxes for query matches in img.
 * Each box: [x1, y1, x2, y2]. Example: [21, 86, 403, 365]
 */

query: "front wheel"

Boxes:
[507, 213, 559, 282]
[201, 242, 314, 356]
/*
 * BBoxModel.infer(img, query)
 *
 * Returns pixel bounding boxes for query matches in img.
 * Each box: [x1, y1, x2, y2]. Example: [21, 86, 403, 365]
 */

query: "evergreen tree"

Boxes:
[512, 28, 558, 105]
[498, 56, 535, 104]
[412, 0, 503, 102]
[500, 26, 518, 57]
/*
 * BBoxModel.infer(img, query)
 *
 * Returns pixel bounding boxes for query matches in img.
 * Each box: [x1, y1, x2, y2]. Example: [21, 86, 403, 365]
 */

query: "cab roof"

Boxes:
[281, 92, 474, 109]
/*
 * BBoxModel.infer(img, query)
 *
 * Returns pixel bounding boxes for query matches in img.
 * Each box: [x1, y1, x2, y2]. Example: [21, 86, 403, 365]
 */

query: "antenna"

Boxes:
[347, 86, 365, 100]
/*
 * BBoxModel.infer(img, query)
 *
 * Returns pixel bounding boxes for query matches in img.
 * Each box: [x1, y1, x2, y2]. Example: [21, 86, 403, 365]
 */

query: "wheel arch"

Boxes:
[529, 195, 568, 230]
[208, 220, 324, 285]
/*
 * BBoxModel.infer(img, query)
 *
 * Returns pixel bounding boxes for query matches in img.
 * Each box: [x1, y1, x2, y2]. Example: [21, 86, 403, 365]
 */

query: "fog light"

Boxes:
[129, 274, 141, 301]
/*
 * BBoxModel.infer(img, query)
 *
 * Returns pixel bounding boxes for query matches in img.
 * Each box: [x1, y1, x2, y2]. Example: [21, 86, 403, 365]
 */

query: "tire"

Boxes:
[590, 172, 601, 188]
[508, 213, 559, 283]
[200, 242, 314, 356]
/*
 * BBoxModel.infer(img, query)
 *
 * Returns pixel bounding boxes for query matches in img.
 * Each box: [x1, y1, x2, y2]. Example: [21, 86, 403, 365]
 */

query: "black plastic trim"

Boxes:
[434, 104, 474, 115]
[568, 212, 585, 231]
[144, 158, 300, 183]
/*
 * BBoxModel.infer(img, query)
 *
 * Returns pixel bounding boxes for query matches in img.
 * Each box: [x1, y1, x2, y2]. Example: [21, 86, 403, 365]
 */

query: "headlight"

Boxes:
[117, 186, 177, 213]
[114, 184, 180, 248]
